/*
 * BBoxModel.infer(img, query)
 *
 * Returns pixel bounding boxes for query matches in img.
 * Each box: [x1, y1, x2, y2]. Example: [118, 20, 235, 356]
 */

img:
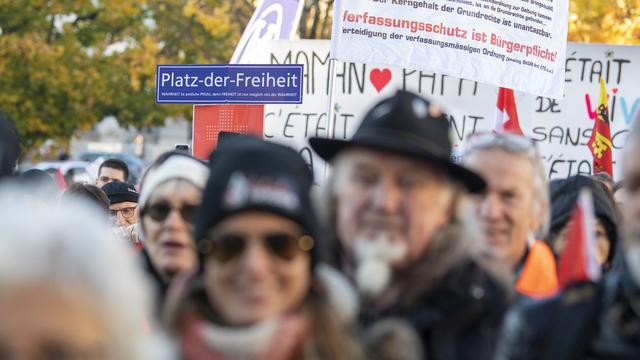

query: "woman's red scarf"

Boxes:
[180, 312, 307, 360]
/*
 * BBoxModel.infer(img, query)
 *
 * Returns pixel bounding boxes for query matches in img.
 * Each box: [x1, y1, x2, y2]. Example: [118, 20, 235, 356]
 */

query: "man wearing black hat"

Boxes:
[102, 181, 139, 228]
[310, 90, 509, 360]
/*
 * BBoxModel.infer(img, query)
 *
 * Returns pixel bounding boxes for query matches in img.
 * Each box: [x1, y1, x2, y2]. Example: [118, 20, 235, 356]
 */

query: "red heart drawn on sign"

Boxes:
[612, 87, 619, 95]
[370, 68, 392, 93]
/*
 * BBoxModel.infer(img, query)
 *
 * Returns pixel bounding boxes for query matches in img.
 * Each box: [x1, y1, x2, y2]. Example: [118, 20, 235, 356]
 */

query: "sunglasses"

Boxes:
[466, 132, 538, 155]
[142, 201, 199, 223]
[109, 206, 137, 219]
[200, 232, 314, 263]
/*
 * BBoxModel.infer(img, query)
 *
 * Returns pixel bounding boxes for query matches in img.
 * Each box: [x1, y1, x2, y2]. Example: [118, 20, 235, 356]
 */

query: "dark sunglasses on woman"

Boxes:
[141, 201, 199, 223]
[200, 231, 314, 263]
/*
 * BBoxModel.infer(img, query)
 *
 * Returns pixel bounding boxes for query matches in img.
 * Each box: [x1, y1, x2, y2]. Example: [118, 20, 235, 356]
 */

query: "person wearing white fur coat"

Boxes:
[309, 90, 512, 360]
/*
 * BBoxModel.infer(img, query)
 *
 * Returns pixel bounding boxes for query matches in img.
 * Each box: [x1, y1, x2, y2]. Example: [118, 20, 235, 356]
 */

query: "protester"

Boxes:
[96, 158, 129, 187]
[0, 111, 19, 179]
[547, 175, 619, 271]
[0, 187, 164, 360]
[62, 182, 110, 214]
[463, 132, 558, 298]
[102, 181, 140, 227]
[494, 113, 640, 359]
[167, 136, 364, 360]
[102, 180, 143, 249]
[138, 153, 209, 309]
[309, 90, 510, 360]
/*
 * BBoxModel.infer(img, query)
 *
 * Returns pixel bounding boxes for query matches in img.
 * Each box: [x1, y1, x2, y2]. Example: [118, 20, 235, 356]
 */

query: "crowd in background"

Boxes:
[0, 89, 639, 359]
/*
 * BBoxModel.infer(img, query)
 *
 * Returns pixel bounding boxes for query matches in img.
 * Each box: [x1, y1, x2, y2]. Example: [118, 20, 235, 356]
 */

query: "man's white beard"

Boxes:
[353, 232, 408, 299]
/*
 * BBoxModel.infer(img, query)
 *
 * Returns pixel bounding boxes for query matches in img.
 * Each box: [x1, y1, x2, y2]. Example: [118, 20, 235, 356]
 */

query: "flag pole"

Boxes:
[324, 58, 337, 181]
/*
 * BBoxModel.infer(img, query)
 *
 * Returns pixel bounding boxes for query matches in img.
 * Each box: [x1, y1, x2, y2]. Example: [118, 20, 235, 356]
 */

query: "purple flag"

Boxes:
[231, 0, 303, 64]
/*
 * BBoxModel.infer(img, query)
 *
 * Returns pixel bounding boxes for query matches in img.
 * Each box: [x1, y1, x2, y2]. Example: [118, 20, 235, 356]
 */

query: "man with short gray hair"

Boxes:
[463, 132, 558, 298]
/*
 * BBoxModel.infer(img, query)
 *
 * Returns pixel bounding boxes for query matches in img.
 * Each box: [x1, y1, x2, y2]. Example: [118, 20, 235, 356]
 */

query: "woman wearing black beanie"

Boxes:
[165, 136, 364, 360]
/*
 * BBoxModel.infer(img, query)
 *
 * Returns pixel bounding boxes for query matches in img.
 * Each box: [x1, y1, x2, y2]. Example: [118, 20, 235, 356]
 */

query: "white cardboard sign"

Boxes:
[330, 0, 570, 99]
[248, 40, 638, 183]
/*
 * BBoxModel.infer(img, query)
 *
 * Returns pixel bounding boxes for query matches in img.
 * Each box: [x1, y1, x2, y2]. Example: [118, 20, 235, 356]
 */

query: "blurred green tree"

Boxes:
[0, 0, 252, 150]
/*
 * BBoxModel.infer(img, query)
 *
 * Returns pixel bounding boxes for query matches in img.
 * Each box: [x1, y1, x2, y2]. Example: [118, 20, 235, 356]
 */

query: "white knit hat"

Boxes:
[139, 156, 209, 210]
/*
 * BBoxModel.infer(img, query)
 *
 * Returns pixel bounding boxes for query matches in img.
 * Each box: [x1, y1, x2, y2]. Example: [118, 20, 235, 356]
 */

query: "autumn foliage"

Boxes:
[0, 0, 638, 150]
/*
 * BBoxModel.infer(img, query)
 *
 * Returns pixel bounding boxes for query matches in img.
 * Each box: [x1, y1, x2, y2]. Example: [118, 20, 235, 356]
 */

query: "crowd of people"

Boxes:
[0, 89, 639, 359]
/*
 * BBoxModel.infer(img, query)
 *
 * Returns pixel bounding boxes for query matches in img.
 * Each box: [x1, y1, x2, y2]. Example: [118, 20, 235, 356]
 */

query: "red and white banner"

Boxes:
[330, 0, 569, 99]
[494, 87, 524, 135]
[557, 189, 602, 288]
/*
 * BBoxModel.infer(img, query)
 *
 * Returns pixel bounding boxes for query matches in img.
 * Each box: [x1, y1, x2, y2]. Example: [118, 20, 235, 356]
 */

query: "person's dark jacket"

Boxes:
[494, 262, 640, 360]
[357, 226, 511, 360]
[394, 258, 508, 360]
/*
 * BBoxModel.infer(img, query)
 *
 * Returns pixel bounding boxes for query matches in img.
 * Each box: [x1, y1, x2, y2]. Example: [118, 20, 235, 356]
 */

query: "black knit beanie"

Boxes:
[194, 136, 318, 267]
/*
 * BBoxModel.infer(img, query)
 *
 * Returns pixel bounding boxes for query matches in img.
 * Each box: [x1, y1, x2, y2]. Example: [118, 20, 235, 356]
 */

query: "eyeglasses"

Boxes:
[142, 202, 199, 223]
[109, 206, 137, 219]
[200, 232, 314, 263]
[466, 132, 538, 155]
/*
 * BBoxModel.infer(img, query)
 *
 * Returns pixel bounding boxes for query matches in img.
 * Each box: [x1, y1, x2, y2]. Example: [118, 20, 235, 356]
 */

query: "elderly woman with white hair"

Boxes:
[137, 152, 209, 310]
[0, 186, 165, 360]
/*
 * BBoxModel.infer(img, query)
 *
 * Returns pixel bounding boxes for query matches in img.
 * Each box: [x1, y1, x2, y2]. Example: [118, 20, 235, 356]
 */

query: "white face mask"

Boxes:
[353, 232, 408, 299]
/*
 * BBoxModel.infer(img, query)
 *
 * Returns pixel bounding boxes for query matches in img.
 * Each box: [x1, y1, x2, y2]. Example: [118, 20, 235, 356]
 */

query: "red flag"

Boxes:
[557, 189, 601, 288]
[587, 77, 613, 176]
[56, 168, 67, 190]
[494, 87, 523, 135]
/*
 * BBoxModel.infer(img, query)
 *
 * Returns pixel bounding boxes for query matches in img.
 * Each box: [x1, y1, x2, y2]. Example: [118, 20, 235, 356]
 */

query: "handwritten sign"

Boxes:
[247, 40, 638, 182]
[330, 0, 569, 99]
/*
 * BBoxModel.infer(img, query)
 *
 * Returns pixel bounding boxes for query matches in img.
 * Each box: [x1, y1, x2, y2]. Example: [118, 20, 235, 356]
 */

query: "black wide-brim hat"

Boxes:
[310, 90, 486, 193]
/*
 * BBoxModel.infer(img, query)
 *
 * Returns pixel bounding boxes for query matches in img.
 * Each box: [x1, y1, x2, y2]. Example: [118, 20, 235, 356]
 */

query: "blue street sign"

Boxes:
[156, 64, 303, 104]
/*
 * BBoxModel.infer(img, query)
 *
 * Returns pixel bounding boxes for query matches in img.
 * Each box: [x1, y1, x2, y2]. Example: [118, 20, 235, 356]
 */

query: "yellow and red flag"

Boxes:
[587, 78, 613, 176]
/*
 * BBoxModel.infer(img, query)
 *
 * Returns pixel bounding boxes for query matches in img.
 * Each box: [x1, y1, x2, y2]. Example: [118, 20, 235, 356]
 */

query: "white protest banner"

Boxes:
[532, 43, 637, 180]
[330, 0, 569, 99]
[248, 40, 638, 183]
